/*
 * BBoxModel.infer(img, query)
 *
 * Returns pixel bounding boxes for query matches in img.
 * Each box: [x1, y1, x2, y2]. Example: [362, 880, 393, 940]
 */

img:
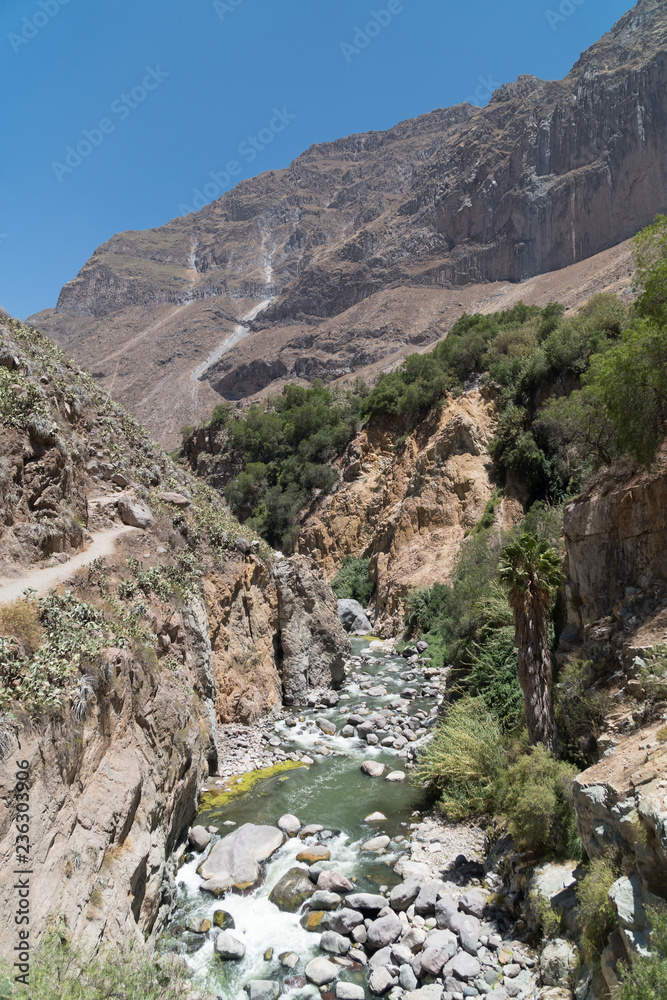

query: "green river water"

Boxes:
[161, 639, 439, 999]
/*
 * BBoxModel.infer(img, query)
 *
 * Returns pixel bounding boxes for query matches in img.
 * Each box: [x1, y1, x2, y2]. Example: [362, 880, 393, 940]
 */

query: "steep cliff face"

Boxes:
[563, 457, 667, 623]
[298, 389, 523, 633]
[28, 0, 663, 443]
[204, 552, 348, 722]
[556, 456, 667, 989]
[0, 602, 217, 957]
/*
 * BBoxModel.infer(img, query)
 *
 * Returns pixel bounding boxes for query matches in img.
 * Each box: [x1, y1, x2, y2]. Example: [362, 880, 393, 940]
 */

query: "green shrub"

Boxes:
[412, 697, 507, 820]
[466, 626, 523, 731]
[587, 317, 667, 467]
[331, 557, 373, 605]
[618, 906, 667, 1000]
[576, 852, 620, 964]
[220, 381, 359, 550]
[5, 930, 191, 999]
[500, 744, 580, 857]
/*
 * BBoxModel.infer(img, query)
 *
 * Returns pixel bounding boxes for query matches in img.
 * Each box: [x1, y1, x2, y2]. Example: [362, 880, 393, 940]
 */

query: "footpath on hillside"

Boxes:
[0, 525, 137, 605]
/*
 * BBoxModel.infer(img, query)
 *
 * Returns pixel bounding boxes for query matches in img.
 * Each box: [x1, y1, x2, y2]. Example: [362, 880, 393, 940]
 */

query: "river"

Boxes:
[161, 637, 442, 999]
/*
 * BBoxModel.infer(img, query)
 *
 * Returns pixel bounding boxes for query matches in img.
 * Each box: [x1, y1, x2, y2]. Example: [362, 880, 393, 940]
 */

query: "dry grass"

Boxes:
[0, 598, 44, 653]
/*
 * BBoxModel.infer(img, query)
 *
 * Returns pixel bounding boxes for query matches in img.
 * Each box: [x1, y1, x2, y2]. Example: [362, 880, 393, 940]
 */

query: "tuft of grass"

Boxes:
[1, 929, 191, 999]
[412, 697, 507, 821]
[576, 851, 620, 965]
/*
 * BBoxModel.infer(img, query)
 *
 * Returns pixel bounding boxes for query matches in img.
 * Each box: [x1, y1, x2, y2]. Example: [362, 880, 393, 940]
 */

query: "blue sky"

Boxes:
[1, 0, 633, 319]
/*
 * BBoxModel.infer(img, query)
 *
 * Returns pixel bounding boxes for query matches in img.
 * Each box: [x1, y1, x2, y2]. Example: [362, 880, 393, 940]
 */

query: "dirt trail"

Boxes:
[0, 525, 138, 605]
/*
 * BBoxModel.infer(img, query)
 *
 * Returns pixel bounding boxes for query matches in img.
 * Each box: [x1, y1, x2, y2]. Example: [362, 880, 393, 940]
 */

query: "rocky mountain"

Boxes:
[29, 0, 665, 446]
[0, 317, 348, 958]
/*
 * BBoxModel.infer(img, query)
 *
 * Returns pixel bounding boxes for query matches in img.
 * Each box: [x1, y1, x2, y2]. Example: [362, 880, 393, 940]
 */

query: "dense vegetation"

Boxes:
[206, 382, 363, 550]
[411, 219, 667, 987]
[198, 216, 667, 552]
[330, 557, 373, 606]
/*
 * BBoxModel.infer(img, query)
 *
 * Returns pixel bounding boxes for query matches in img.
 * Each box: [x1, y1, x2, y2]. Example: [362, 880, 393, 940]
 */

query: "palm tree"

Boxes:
[499, 533, 563, 752]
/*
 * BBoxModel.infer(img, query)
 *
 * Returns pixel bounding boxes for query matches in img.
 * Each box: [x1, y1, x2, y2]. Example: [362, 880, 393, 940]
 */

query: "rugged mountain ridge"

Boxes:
[30, 0, 665, 445]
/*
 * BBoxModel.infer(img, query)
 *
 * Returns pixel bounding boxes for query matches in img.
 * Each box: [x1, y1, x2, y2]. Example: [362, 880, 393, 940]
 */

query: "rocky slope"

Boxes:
[298, 389, 523, 634]
[29, 0, 666, 445]
[0, 317, 348, 960]
[552, 453, 667, 991]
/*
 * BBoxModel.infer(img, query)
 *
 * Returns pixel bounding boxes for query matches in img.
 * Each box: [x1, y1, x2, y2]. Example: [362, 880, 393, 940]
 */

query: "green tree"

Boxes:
[587, 318, 667, 466]
[499, 533, 563, 752]
[633, 213, 667, 325]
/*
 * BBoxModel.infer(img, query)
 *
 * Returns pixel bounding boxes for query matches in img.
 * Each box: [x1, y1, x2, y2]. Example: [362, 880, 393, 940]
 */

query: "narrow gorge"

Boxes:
[2, 3, 667, 1000]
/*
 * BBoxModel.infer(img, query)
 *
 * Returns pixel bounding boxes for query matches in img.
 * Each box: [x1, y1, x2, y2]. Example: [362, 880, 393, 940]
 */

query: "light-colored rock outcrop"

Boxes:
[205, 551, 349, 721]
[300, 390, 523, 631]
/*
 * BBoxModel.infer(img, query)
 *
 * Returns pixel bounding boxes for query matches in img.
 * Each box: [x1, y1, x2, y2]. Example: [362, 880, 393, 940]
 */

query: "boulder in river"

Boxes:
[336, 984, 365, 1000]
[309, 890, 341, 910]
[361, 835, 390, 852]
[244, 981, 281, 1000]
[299, 823, 324, 838]
[329, 907, 364, 934]
[269, 867, 315, 912]
[279, 952, 300, 969]
[296, 844, 330, 864]
[385, 771, 406, 782]
[317, 870, 354, 893]
[305, 956, 338, 985]
[215, 931, 246, 960]
[389, 879, 422, 911]
[301, 910, 331, 932]
[198, 823, 284, 891]
[337, 599, 372, 634]
[316, 717, 337, 735]
[278, 814, 301, 837]
[319, 930, 351, 956]
[365, 812, 387, 823]
[369, 966, 396, 995]
[346, 892, 387, 913]
[367, 912, 403, 949]
[213, 909, 235, 929]
[360, 761, 385, 778]
[188, 825, 211, 852]
[185, 916, 211, 934]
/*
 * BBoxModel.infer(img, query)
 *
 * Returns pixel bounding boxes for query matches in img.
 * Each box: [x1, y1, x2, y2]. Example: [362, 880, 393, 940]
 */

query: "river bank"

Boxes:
[158, 638, 547, 1000]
